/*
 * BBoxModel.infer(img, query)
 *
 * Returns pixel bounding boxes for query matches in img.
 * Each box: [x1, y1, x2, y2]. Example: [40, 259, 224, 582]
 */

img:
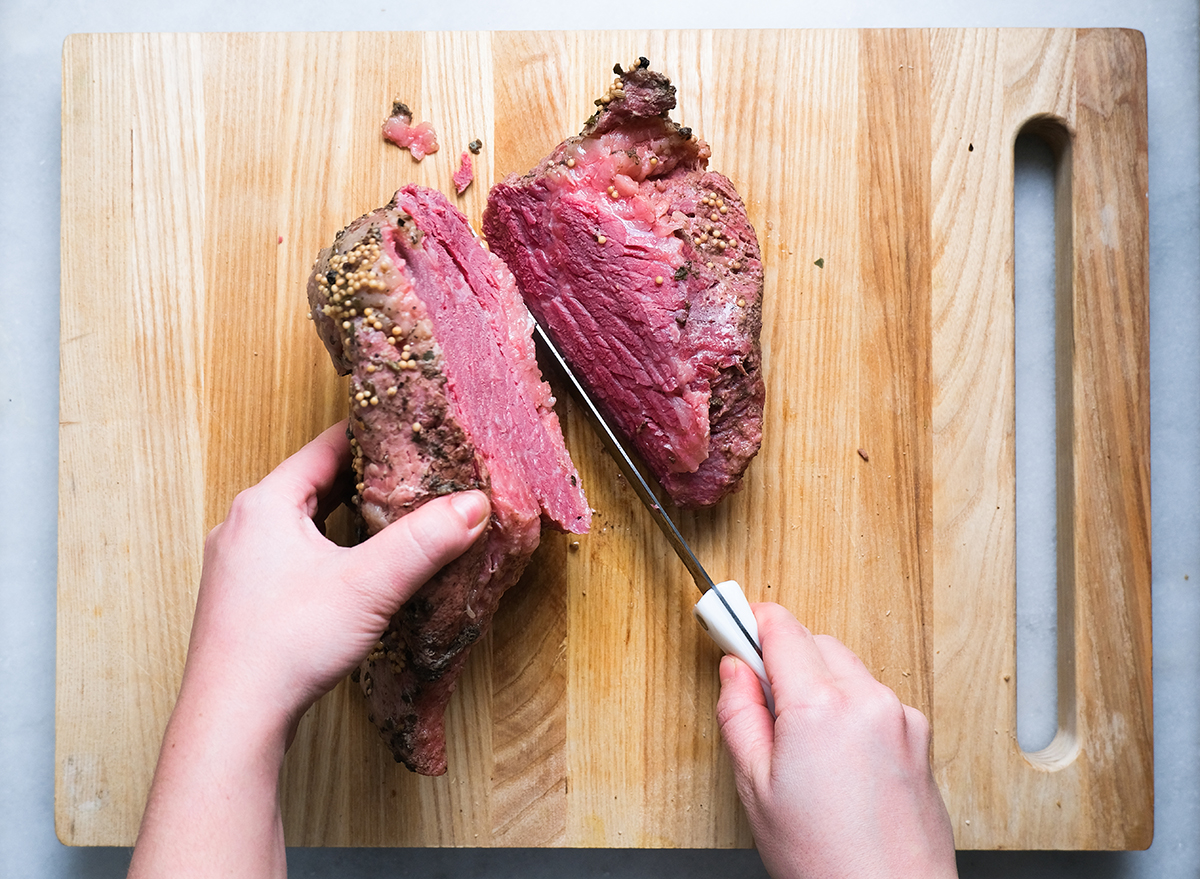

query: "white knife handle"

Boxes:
[693, 580, 776, 716]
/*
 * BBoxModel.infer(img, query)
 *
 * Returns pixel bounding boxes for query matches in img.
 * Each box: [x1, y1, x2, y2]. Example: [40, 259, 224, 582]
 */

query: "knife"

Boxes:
[533, 322, 775, 715]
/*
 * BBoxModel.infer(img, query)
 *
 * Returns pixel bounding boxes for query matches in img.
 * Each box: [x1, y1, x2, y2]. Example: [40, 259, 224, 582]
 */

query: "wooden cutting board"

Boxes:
[57, 28, 1151, 850]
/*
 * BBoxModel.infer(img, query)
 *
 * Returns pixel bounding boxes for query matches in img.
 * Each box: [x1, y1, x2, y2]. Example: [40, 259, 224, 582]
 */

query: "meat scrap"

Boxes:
[308, 184, 590, 775]
[452, 151, 474, 194]
[483, 58, 765, 508]
[382, 101, 440, 161]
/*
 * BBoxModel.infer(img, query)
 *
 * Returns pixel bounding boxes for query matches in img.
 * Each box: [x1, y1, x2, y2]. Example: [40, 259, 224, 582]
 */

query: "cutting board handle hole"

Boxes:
[1014, 119, 1079, 767]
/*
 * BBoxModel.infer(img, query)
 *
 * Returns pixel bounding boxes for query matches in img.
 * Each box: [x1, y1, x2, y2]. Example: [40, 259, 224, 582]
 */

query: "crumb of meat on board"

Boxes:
[453, 152, 474, 194]
[382, 100, 439, 161]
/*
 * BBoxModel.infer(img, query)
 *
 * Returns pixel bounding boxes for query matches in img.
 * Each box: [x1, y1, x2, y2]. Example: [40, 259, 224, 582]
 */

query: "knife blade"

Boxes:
[532, 321, 774, 713]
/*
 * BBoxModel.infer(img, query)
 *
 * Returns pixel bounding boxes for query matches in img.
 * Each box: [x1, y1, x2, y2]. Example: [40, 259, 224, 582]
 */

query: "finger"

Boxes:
[260, 420, 351, 514]
[346, 491, 492, 612]
[716, 654, 775, 789]
[753, 603, 836, 712]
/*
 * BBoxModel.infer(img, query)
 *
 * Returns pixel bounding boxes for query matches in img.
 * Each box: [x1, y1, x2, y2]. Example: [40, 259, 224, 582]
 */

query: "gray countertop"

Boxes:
[2, 0, 1196, 876]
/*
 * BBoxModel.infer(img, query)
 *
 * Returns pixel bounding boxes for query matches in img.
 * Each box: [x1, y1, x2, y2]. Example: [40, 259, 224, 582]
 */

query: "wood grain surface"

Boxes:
[58, 28, 1151, 850]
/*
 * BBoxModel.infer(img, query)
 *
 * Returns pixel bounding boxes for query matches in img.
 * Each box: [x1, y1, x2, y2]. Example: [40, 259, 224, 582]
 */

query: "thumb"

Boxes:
[716, 654, 775, 790]
[345, 491, 491, 613]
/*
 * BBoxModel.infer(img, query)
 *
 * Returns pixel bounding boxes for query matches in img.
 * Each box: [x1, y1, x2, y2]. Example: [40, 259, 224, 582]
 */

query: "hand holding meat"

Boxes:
[717, 604, 958, 879]
[127, 422, 490, 879]
[183, 420, 490, 733]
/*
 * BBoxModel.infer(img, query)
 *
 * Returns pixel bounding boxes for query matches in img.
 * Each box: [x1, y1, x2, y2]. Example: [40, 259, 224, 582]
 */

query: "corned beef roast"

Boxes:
[483, 59, 764, 508]
[307, 183, 590, 775]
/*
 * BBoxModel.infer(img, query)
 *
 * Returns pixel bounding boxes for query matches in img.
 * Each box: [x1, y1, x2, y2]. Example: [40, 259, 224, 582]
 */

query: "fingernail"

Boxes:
[451, 490, 490, 529]
[719, 654, 738, 683]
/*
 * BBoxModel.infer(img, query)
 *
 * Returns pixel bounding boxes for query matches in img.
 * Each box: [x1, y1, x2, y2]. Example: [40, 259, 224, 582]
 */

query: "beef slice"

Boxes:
[483, 59, 765, 508]
[308, 183, 589, 775]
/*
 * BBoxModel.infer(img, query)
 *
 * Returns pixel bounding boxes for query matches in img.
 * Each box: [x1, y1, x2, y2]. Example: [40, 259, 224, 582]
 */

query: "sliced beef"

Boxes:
[308, 183, 589, 775]
[452, 151, 474, 194]
[483, 59, 764, 509]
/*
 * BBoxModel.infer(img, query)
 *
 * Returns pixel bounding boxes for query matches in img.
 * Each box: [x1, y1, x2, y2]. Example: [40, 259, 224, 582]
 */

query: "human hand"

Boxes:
[716, 603, 957, 879]
[182, 418, 491, 740]
[129, 420, 489, 879]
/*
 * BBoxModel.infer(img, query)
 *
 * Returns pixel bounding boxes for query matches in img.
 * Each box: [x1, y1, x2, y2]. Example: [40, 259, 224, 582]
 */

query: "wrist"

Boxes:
[129, 667, 292, 878]
[169, 660, 294, 772]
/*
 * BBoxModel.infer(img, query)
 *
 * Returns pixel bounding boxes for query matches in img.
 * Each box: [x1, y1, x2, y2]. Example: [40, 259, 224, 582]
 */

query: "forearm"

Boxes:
[128, 678, 291, 879]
